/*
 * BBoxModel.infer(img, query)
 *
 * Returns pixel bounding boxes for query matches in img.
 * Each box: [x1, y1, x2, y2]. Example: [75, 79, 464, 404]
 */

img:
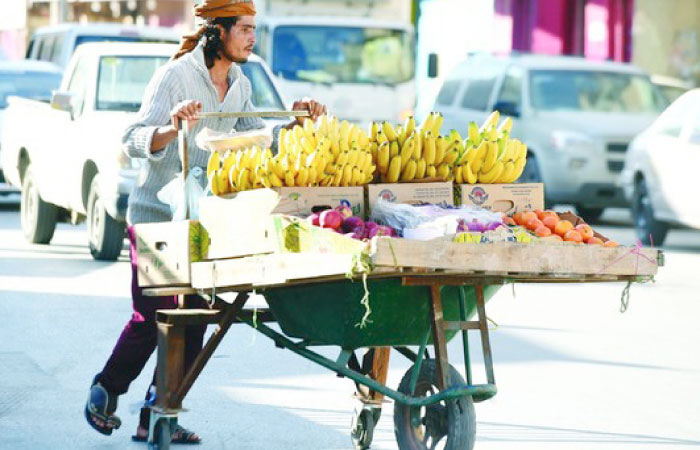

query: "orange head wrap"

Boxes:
[173, 0, 256, 59]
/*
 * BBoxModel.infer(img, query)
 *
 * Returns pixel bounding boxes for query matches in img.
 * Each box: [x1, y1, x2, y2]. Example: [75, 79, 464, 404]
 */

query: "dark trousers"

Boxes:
[97, 226, 206, 426]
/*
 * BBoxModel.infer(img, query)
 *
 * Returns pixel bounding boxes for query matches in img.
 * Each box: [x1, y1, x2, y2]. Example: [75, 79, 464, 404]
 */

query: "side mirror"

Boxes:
[427, 53, 438, 79]
[51, 91, 73, 113]
[492, 101, 520, 118]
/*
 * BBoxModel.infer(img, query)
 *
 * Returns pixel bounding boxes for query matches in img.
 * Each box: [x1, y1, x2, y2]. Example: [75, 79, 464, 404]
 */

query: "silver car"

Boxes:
[432, 54, 667, 222]
[620, 89, 700, 246]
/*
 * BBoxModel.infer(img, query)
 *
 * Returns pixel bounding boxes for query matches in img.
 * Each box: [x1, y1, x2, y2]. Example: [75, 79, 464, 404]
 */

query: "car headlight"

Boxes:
[550, 130, 598, 152]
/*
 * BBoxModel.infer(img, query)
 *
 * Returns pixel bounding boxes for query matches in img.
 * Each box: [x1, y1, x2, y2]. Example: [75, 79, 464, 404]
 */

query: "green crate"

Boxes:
[263, 278, 500, 349]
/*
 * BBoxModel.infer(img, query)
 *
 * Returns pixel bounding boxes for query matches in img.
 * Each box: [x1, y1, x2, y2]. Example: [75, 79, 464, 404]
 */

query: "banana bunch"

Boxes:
[453, 111, 528, 184]
[369, 112, 461, 183]
[205, 115, 376, 195]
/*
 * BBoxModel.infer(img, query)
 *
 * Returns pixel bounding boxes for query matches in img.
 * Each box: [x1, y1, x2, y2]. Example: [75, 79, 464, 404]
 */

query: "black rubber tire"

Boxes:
[517, 153, 542, 183]
[351, 408, 375, 450]
[575, 206, 605, 224]
[394, 360, 476, 450]
[87, 177, 126, 261]
[20, 164, 57, 244]
[150, 418, 171, 450]
[632, 179, 668, 246]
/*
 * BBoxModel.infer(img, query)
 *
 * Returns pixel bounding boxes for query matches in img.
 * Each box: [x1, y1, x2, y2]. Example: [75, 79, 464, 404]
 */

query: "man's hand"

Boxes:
[171, 100, 202, 131]
[291, 98, 327, 126]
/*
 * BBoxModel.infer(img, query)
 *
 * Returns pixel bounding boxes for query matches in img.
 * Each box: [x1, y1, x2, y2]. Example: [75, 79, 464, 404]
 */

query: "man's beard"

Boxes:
[221, 48, 248, 64]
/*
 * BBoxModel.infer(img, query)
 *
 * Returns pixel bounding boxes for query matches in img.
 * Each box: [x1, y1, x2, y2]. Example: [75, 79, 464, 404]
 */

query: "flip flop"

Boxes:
[131, 425, 201, 445]
[85, 376, 121, 436]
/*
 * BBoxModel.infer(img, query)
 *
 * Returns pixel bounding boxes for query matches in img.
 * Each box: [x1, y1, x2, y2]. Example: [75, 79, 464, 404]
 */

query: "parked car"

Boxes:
[432, 54, 667, 222]
[651, 75, 694, 104]
[620, 89, 700, 246]
[25, 22, 179, 70]
[0, 60, 62, 195]
[1, 42, 286, 260]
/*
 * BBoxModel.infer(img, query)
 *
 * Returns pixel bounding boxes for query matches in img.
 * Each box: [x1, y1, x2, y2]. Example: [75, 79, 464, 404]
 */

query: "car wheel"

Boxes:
[87, 177, 126, 261]
[20, 164, 58, 244]
[632, 179, 668, 246]
[575, 206, 604, 224]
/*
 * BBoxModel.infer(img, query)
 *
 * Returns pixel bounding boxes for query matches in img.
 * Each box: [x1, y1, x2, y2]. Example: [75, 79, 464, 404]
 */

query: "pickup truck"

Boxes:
[1, 42, 288, 260]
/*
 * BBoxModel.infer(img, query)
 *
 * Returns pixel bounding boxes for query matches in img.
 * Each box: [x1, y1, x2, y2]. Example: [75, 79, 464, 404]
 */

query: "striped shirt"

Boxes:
[122, 43, 279, 225]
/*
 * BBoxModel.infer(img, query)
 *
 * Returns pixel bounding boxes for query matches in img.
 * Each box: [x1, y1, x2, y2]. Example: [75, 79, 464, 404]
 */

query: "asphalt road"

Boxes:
[1, 196, 699, 450]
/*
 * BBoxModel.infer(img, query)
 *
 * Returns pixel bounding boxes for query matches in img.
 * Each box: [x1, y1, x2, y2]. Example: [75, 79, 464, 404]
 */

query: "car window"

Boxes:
[96, 55, 169, 112]
[460, 76, 497, 111]
[653, 93, 695, 138]
[51, 33, 65, 64]
[39, 35, 55, 62]
[435, 80, 461, 106]
[240, 61, 285, 110]
[495, 66, 523, 108]
[0, 71, 62, 108]
[66, 55, 91, 116]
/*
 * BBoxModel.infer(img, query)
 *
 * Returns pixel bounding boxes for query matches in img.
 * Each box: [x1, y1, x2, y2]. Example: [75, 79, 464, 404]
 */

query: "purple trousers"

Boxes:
[96, 226, 206, 425]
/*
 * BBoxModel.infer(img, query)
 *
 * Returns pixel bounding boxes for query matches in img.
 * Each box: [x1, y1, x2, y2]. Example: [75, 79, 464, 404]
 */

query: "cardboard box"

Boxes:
[273, 186, 365, 218]
[457, 183, 544, 214]
[135, 220, 208, 287]
[271, 215, 367, 255]
[366, 182, 454, 211]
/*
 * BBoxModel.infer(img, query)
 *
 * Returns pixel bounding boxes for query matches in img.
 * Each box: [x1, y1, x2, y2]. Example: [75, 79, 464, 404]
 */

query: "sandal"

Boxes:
[85, 376, 122, 436]
[131, 424, 202, 444]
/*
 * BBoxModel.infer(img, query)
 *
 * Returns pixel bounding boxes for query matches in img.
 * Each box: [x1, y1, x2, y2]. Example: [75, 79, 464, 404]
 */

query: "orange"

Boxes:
[550, 234, 563, 241]
[604, 240, 619, 247]
[521, 211, 537, 226]
[564, 229, 583, 243]
[575, 224, 594, 241]
[554, 220, 574, 237]
[586, 237, 604, 245]
[534, 226, 552, 237]
[503, 217, 516, 226]
[534, 209, 545, 220]
[525, 217, 544, 231]
[513, 211, 524, 226]
[542, 215, 560, 231]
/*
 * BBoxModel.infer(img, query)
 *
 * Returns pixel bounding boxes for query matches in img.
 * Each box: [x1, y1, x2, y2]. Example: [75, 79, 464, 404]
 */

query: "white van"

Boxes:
[26, 23, 179, 69]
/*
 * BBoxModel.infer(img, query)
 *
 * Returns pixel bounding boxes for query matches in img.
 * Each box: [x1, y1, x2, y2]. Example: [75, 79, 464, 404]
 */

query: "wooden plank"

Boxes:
[156, 323, 185, 410]
[428, 284, 450, 390]
[475, 285, 495, 385]
[369, 347, 391, 402]
[372, 238, 659, 277]
[156, 309, 222, 326]
[143, 287, 197, 297]
[443, 321, 481, 331]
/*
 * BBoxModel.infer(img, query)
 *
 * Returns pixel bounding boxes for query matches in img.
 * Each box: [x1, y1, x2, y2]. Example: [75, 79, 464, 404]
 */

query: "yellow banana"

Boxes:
[480, 110, 500, 132]
[481, 141, 499, 173]
[499, 161, 515, 183]
[350, 167, 362, 186]
[426, 165, 437, 179]
[387, 155, 401, 183]
[455, 164, 464, 184]
[329, 116, 339, 139]
[400, 134, 415, 171]
[221, 150, 236, 174]
[303, 117, 316, 140]
[415, 158, 427, 179]
[292, 125, 305, 145]
[358, 129, 370, 149]
[336, 151, 349, 167]
[479, 160, 504, 184]
[339, 120, 350, 147]
[389, 140, 400, 158]
[434, 136, 446, 165]
[463, 162, 478, 184]
[209, 172, 219, 196]
[377, 142, 390, 174]
[237, 168, 250, 191]
[300, 136, 315, 154]
[320, 174, 332, 187]
[295, 167, 308, 186]
[347, 150, 359, 167]
[430, 112, 443, 136]
[498, 116, 513, 134]
[443, 147, 459, 165]
[370, 121, 379, 142]
[369, 141, 378, 164]
[404, 116, 415, 137]
[348, 126, 360, 149]
[468, 122, 481, 146]
[330, 138, 341, 157]
[437, 162, 451, 181]
[339, 164, 351, 186]
[277, 128, 288, 156]
[331, 168, 343, 186]
[268, 171, 284, 187]
[382, 121, 398, 142]
[423, 132, 436, 166]
[206, 151, 221, 179]
[471, 141, 488, 172]
[376, 130, 388, 144]
[216, 168, 229, 194]
[397, 125, 407, 148]
[401, 159, 417, 182]
[228, 164, 240, 188]
[518, 141, 528, 160]
[508, 156, 527, 183]
[316, 115, 328, 138]
[413, 131, 422, 160]
[420, 112, 434, 133]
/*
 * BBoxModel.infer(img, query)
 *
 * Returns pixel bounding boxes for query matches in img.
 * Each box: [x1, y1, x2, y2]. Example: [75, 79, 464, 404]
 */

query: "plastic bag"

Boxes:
[196, 127, 272, 153]
[157, 166, 207, 220]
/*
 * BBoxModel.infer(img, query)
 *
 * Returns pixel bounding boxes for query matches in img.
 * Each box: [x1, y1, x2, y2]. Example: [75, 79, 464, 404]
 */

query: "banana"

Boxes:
[397, 125, 407, 148]
[351, 167, 363, 186]
[331, 169, 343, 186]
[437, 162, 451, 181]
[434, 136, 446, 165]
[295, 167, 309, 186]
[481, 141, 499, 173]
[455, 164, 464, 184]
[320, 174, 332, 187]
[479, 160, 504, 184]
[317, 115, 329, 138]
[401, 159, 417, 182]
[361, 152, 373, 173]
[330, 138, 341, 157]
[404, 116, 416, 137]
[303, 119, 316, 146]
[426, 165, 437, 179]
[228, 164, 240, 188]
[386, 155, 401, 183]
[268, 171, 284, 187]
[480, 110, 500, 132]
[206, 151, 221, 179]
[430, 112, 443, 136]
[443, 147, 459, 165]
[499, 161, 515, 183]
[339, 120, 351, 148]
[471, 141, 488, 173]
[509, 156, 527, 182]
[413, 131, 422, 160]
[348, 126, 360, 149]
[369, 141, 378, 163]
[221, 150, 236, 174]
[376, 130, 388, 144]
[358, 129, 370, 149]
[463, 162, 478, 184]
[370, 121, 379, 142]
[485, 126, 498, 142]
[342, 164, 353, 186]
[400, 134, 415, 171]
[347, 150, 359, 167]
[277, 128, 288, 156]
[329, 116, 339, 140]
[498, 116, 513, 134]
[217, 168, 229, 194]
[468, 122, 481, 146]
[518, 141, 528, 160]
[209, 172, 219, 196]
[389, 140, 400, 158]
[382, 121, 398, 142]
[364, 171, 375, 184]
[377, 142, 390, 174]
[292, 125, 305, 145]
[336, 151, 349, 167]
[237, 168, 250, 191]
[420, 112, 434, 133]
[261, 174, 272, 189]
[423, 132, 436, 166]
[300, 136, 315, 154]
[284, 171, 295, 187]
[415, 158, 427, 179]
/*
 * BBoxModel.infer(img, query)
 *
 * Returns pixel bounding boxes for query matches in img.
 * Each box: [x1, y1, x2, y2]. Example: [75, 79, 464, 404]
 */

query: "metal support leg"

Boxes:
[458, 286, 473, 386]
[475, 284, 495, 385]
[429, 284, 450, 390]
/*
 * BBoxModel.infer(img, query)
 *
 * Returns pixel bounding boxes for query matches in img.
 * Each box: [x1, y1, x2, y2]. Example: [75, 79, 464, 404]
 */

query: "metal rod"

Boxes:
[475, 285, 496, 385]
[458, 286, 473, 386]
[177, 119, 189, 219]
[409, 330, 430, 396]
[237, 314, 496, 406]
[197, 110, 310, 119]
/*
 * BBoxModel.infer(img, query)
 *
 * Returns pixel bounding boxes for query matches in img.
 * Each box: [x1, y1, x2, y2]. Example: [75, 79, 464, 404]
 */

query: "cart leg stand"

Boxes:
[351, 347, 390, 449]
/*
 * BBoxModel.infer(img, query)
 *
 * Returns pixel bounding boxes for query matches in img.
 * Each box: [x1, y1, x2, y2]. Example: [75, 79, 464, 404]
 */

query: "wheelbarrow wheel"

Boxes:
[351, 407, 378, 449]
[393, 360, 475, 450]
[149, 418, 171, 450]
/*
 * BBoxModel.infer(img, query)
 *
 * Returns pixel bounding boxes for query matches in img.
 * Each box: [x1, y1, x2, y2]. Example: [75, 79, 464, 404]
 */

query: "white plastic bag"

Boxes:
[157, 166, 207, 220]
[196, 127, 272, 153]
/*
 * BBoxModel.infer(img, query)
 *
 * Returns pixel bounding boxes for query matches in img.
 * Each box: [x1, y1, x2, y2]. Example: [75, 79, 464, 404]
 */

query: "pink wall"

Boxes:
[584, 0, 610, 60]
[531, 0, 567, 55]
